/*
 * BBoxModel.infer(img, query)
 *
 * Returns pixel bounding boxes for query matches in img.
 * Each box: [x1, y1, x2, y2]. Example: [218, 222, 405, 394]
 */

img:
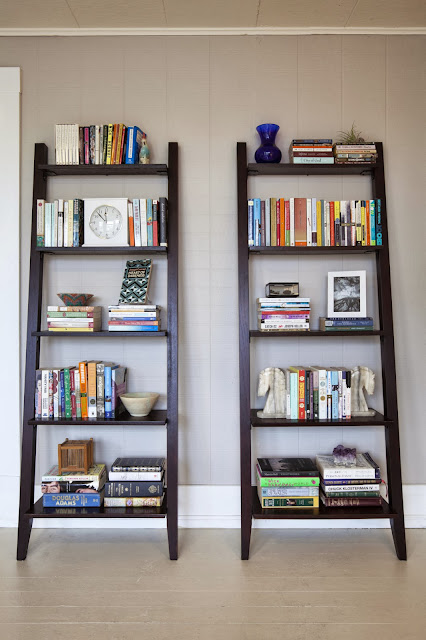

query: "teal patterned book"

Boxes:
[119, 259, 152, 304]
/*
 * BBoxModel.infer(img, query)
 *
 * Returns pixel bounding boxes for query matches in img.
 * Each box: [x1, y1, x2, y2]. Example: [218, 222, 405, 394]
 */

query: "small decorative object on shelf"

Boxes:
[332, 444, 357, 466]
[119, 259, 152, 304]
[257, 368, 286, 418]
[266, 282, 299, 298]
[57, 293, 93, 306]
[83, 198, 130, 247]
[327, 271, 366, 318]
[139, 133, 150, 164]
[351, 366, 376, 416]
[120, 392, 159, 417]
[58, 438, 94, 474]
[255, 123, 282, 163]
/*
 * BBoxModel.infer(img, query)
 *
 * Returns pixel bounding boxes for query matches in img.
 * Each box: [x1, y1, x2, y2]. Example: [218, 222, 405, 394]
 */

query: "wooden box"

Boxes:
[58, 438, 94, 474]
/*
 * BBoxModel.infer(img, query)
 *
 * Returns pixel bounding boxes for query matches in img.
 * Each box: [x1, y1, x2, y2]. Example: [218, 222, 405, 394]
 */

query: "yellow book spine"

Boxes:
[79, 361, 88, 418]
[316, 200, 322, 246]
[361, 202, 366, 245]
[106, 124, 114, 164]
[48, 327, 96, 332]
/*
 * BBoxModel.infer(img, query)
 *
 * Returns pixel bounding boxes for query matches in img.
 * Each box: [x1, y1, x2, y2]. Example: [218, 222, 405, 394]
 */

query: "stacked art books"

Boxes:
[289, 139, 334, 164]
[316, 450, 383, 507]
[55, 123, 146, 165]
[256, 458, 320, 508]
[333, 143, 378, 164]
[34, 362, 126, 420]
[319, 316, 374, 332]
[46, 306, 102, 332]
[248, 197, 382, 247]
[104, 457, 165, 507]
[257, 297, 310, 331]
[41, 463, 106, 507]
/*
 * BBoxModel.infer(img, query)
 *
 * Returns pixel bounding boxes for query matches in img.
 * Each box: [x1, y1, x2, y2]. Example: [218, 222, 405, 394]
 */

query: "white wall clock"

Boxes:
[83, 198, 129, 247]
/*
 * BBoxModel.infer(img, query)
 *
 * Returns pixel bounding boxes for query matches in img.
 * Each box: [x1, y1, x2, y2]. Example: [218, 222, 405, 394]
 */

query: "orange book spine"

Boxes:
[128, 202, 135, 246]
[279, 198, 285, 247]
[294, 198, 307, 246]
[115, 124, 123, 164]
[79, 361, 88, 418]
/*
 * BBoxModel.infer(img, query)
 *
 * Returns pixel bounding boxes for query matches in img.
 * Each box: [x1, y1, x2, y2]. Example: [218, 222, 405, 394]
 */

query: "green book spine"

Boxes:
[257, 475, 320, 488]
[64, 368, 72, 418]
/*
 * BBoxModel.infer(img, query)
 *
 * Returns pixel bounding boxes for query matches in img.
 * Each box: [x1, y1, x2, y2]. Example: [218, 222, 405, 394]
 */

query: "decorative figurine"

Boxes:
[333, 444, 357, 466]
[351, 365, 376, 416]
[257, 367, 286, 418]
[254, 123, 282, 163]
[139, 133, 150, 164]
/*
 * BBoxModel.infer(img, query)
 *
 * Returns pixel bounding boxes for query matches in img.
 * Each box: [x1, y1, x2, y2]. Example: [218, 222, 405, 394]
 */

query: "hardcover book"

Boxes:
[41, 464, 106, 487]
[42, 490, 104, 508]
[104, 480, 163, 497]
[104, 496, 164, 507]
[316, 453, 380, 480]
[119, 259, 152, 304]
[255, 466, 319, 487]
[111, 457, 165, 472]
[257, 458, 319, 477]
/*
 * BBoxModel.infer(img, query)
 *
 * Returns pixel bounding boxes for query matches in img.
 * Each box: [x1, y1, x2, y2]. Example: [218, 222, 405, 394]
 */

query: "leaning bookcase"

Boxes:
[17, 142, 179, 560]
[237, 142, 406, 560]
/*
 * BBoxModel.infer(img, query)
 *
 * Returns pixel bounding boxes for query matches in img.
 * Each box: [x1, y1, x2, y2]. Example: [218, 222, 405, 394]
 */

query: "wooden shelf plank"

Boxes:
[250, 409, 392, 428]
[251, 488, 396, 519]
[28, 409, 167, 426]
[247, 162, 379, 176]
[249, 246, 382, 255]
[25, 494, 167, 518]
[250, 329, 383, 338]
[36, 246, 167, 255]
[39, 164, 168, 176]
[33, 330, 167, 338]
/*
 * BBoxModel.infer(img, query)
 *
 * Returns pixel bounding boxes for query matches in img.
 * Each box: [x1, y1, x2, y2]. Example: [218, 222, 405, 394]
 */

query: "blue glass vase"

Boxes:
[255, 123, 282, 163]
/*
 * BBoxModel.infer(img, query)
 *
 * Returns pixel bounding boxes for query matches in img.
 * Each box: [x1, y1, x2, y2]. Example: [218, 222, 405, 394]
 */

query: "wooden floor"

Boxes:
[0, 527, 425, 639]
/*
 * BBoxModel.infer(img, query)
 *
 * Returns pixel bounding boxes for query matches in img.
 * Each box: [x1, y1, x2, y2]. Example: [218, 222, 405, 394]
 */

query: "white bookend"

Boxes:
[133, 199, 142, 246]
[140, 198, 148, 246]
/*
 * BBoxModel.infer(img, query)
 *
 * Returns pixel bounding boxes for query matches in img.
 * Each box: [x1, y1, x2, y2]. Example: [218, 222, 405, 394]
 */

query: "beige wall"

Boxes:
[0, 34, 425, 487]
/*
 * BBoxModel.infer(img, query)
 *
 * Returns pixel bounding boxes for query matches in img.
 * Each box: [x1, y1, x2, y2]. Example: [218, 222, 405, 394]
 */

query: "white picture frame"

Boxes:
[327, 270, 366, 318]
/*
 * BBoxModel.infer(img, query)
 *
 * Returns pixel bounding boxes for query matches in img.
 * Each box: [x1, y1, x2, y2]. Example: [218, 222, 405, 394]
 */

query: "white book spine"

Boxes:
[133, 199, 142, 246]
[289, 198, 295, 246]
[67, 200, 74, 247]
[323, 484, 381, 493]
[265, 198, 271, 246]
[285, 369, 291, 418]
[57, 199, 64, 247]
[311, 198, 317, 246]
[44, 203, 51, 247]
[99, 125, 104, 164]
[55, 125, 61, 164]
[52, 369, 60, 418]
[345, 380, 351, 419]
[337, 370, 343, 419]
[140, 198, 148, 246]
[306, 198, 312, 246]
[317, 369, 327, 419]
[52, 200, 58, 246]
[41, 370, 50, 418]
[61, 125, 66, 165]
[63, 201, 68, 247]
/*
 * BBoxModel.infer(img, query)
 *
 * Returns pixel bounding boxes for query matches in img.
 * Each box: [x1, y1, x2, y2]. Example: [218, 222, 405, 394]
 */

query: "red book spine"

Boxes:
[329, 201, 335, 246]
[276, 199, 281, 246]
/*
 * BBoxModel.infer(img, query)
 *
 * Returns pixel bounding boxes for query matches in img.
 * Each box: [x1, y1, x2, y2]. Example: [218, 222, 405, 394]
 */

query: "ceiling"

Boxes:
[0, 0, 425, 32]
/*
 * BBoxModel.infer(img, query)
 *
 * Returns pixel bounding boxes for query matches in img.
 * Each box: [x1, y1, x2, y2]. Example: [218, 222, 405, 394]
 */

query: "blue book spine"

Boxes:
[253, 198, 261, 246]
[326, 318, 373, 326]
[42, 492, 103, 507]
[248, 200, 254, 246]
[331, 370, 339, 420]
[370, 200, 376, 245]
[125, 126, 143, 164]
[60, 369, 65, 416]
[376, 199, 382, 245]
[147, 198, 153, 246]
[104, 364, 112, 418]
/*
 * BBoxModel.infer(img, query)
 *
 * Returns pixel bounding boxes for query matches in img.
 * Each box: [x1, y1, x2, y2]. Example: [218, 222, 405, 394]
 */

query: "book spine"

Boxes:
[36, 200, 45, 246]
[260, 200, 266, 246]
[139, 198, 147, 246]
[57, 199, 64, 247]
[125, 126, 134, 163]
[87, 362, 97, 418]
[248, 199, 254, 246]
[331, 369, 339, 420]
[370, 199, 376, 245]
[128, 201, 135, 246]
[96, 363, 105, 419]
[322, 477, 379, 486]
[41, 370, 50, 418]
[265, 198, 271, 246]
[106, 124, 113, 164]
[152, 199, 159, 246]
[69, 368, 76, 418]
[376, 199, 382, 245]
[108, 470, 163, 481]
[329, 200, 335, 246]
[279, 197, 285, 247]
[104, 496, 163, 507]
[270, 198, 277, 246]
[292, 157, 334, 164]
[52, 369, 60, 418]
[294, 198, 307, 246]
[63, 368, 71, 418]
[104, 481, 163, 497]
[133, 199, 142, 247]
[260, 486, 319, 497]
[43, 493, 103, 507]
[159, 197, 168, 247]
[104, 364, 112, 418]
[147, 199, 153, 246]
[261, 496, 319, 508]
[79, 362, 88, 419]
[326, 370, 332, 419]
[320, 494, 381, 507]
[306, 198, 312, 247]
[67, 199, 74, 247]
[312, 370, 319, 420]
[289, 371, 298, 419]
[253, 198, 261, 246]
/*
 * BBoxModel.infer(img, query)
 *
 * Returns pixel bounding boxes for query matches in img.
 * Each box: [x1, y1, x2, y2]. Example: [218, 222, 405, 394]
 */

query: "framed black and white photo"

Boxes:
[327, 270, 366, 318]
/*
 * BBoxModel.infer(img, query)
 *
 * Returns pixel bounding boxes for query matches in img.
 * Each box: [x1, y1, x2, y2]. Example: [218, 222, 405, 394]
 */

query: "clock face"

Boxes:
[89, 205, 123, 239]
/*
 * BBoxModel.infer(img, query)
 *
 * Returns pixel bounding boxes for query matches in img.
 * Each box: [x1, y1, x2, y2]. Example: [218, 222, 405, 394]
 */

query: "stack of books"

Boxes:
[289, 139, 334, 164]
[108, 304, 161, 332]
[333, 143, 378, 164]
[256, 458, 320, 508]
[247, 197, 382, 247]
[316, 453, 383, 507]
[55, 123, 145, 165]
[104, 457, 165, 507]
[319, 317, 374, 332]
[257, 297, 310, 331]
[41, 463, 106, 508]
[34, 362, 126, 420]
[47, 306, 102, 332]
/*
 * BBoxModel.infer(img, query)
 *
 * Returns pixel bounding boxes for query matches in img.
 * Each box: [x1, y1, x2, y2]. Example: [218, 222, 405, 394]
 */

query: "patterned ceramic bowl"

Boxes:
[57, 293, 94, 306]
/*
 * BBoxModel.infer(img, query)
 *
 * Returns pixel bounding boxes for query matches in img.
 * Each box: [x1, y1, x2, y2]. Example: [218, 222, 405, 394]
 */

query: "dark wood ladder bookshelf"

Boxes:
[237, 142, 406, 561]
[17, 142, 179, 560]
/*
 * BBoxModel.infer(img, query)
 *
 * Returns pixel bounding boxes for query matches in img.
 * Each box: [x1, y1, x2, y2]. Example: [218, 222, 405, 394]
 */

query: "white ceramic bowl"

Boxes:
[120, 392, 159, 417]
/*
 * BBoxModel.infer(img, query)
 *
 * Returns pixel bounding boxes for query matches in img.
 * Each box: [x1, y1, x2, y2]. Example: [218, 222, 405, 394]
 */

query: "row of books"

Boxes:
[256, 454, 382, 509]
[257, 297, 310, 332]
[129, 198, 168, 247]
[55, 123, 146, 165]
[34, 362, 127, 420]
[41, 458, 165, 508]
[46, 306, 102, 332]
[248, 198, 383, 247]
[269, 366, 353, 421]
[108, 304, 161, 332]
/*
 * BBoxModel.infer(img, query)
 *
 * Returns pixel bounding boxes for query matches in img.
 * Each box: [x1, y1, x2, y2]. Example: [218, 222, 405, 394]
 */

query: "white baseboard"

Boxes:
[1, 483, 425, 528]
